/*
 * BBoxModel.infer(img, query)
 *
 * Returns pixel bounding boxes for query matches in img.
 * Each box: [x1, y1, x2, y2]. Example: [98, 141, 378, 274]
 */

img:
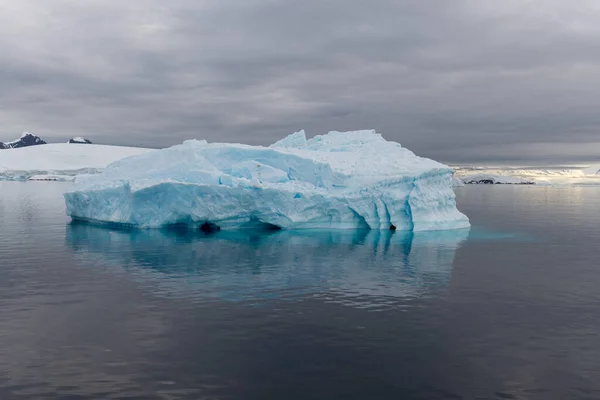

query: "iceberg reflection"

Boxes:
[66, 223, 470, 310]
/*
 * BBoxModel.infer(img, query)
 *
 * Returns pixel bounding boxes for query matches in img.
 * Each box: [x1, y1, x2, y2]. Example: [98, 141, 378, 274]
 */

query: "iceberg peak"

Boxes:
[270, 130, 307, 149]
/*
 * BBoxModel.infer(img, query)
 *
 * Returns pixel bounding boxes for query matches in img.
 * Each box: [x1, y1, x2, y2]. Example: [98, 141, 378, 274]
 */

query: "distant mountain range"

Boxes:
[0, 133, 92, 149]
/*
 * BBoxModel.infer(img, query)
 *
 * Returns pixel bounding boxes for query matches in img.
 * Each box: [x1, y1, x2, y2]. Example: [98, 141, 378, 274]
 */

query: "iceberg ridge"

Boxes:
[64, 130, 470, 231]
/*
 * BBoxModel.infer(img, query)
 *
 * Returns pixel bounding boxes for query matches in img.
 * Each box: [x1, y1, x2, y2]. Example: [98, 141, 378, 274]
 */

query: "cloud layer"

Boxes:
[1, 0, 600, 164]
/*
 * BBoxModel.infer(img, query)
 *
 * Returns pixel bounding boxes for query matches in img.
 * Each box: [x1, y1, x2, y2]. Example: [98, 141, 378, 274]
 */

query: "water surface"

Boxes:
[1, 182, 599, 399]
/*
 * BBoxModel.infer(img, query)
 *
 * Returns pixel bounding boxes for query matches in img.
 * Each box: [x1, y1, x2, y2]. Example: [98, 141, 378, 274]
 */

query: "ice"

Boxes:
[583, 164, 600, 175]
[453, 165, 600, 186]
[459, 173, 535, 185]
[452, 177, 465, 187]
[64, 130, 470, 231]
[0, 143, 154, 181]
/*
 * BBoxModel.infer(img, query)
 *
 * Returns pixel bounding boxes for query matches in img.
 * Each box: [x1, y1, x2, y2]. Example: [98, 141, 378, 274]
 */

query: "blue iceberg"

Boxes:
[64, 130, 469, 231]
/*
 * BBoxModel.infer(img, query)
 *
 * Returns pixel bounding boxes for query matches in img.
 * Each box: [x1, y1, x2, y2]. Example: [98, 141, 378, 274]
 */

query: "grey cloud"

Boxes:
[1, 0, 600, 163]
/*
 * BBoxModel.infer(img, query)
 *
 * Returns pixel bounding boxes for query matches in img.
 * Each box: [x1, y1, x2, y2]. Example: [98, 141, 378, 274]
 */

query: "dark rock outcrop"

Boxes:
[0, 133, 47, 149]
[68, 137, 93, 144]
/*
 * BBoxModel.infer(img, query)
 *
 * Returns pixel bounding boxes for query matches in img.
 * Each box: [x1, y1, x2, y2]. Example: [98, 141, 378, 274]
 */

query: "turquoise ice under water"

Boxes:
[1, 182, 600, 399]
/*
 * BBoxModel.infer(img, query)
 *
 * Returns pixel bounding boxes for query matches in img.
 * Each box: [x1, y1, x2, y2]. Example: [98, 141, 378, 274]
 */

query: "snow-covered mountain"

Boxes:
[1, 133, 94, 148]
[68, 137, 93, 144]
[0, 132, 47, 149]
[0, 143, 154, 181]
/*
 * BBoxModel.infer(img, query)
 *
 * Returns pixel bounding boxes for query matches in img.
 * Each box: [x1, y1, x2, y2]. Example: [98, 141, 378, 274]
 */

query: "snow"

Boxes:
[6, 132, 33, 145]
[451, 177, 464, 187]
[459, 173, 534, 185]
[1, 132, 46, 148]
[0, 144, 154, 181]
[64, 130, 470, 232]
[583, 164, 600, 175]
[29, 174, 76, 182]
[453, 165, 600, 186]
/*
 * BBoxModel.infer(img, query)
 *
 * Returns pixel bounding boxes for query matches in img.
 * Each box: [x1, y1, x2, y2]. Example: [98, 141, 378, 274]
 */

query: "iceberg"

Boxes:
[451, 176, 465, 187]
[64, 130, 470, 232]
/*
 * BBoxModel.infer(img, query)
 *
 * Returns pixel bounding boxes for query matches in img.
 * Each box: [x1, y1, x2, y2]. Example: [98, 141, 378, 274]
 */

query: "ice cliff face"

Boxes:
[64, 130, 470, 231]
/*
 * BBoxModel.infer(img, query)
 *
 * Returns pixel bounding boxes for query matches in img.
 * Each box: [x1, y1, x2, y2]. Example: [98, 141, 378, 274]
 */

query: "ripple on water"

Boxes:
[2, 183, 600, 399]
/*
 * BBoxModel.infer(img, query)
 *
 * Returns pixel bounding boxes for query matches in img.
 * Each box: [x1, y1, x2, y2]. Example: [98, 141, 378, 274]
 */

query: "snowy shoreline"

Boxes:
[452, 165, 600, 186]
[0, 144, 154, 181]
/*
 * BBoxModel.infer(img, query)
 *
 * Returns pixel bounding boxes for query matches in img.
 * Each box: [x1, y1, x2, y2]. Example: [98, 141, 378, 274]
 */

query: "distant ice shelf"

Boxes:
[0, 143, 154, 181]
[64, 130, 470, 232]
[458, 173, 535, 185]
[452, 165, 600, 186]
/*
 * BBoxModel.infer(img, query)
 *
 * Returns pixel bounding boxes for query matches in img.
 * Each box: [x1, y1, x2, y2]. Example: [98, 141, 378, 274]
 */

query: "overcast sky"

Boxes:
[1, 0, 600, 164]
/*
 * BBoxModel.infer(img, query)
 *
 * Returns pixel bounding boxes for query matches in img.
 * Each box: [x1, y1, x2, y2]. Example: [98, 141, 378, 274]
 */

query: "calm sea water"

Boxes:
[1, 182, 599, 400]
